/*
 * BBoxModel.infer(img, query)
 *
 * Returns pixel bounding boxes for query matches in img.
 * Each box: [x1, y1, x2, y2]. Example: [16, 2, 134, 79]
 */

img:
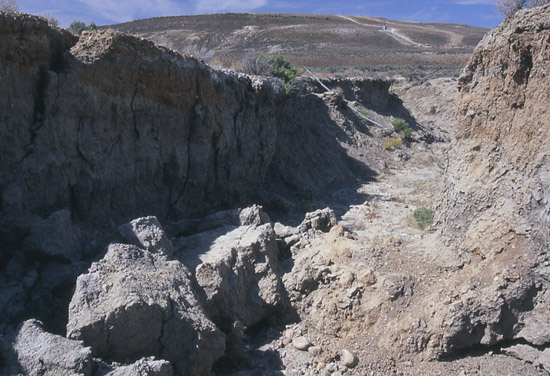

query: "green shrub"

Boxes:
[357, 108, 369, 123]
[69, 20, 97, 35]
[383, 137, 402, 150]
[270, 54, 297, 92]
[391, 118, 412, 140]
[413, 207, 433, 230]
[358, 108, 369, 117]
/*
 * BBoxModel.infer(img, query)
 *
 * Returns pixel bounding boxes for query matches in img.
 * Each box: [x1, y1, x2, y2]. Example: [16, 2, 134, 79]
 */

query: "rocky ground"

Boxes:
[218, 130, 547, 376]
[1, 6, 549, 376]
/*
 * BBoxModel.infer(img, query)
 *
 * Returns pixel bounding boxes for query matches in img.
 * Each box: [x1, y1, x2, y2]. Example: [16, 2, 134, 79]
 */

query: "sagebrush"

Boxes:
[413, 207, 433, 230]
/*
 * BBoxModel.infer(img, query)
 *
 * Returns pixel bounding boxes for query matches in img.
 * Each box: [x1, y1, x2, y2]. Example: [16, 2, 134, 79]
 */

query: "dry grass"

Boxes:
[105, 13, 487, 77]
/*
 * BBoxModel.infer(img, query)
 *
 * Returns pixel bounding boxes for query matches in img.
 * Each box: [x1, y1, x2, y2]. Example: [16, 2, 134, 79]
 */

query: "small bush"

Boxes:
[270, 54, 297, 92]
[241, 54, 272, 75]
[357, 108, 369, 123]
[358, 108, 369, 117]
[392, 118, 412, 140]
[383, 137, 402, 150]
[69, 20, 97, 35]
[413, 207, 433, 230]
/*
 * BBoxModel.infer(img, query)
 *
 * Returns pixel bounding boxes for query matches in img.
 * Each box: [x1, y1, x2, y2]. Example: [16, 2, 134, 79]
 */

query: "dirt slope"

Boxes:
[105, 13, 488, 75]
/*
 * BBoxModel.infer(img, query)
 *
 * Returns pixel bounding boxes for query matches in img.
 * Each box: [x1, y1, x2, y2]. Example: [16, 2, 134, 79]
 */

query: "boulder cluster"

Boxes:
[1, 206, 338, 375]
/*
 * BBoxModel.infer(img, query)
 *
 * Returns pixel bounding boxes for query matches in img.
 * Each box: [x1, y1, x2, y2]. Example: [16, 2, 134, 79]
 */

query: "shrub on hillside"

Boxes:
[391, 118, 412, 140]
[69, 21, 97, 35]
[413, 207, 433, 230]
[241, 54, 272, 76]
[383, 137, 402, 150]
[241, 53, 297, 93]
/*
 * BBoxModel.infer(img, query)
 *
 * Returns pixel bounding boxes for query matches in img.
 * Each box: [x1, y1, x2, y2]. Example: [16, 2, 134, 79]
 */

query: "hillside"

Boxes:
[106, 13, 489, 77]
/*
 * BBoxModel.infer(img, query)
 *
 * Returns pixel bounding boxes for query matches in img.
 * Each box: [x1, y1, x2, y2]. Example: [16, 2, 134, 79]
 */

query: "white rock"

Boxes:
[341, 349, 359, 368]
[292, 336, 312, 351]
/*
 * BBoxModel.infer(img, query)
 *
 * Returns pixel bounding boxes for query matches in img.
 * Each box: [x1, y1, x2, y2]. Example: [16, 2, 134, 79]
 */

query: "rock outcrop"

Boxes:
[0, 13, 379, 246]
[67, 240, 225, 375]
[176, 222, 286, 331]
[13, 319, 94, 376]
[439, 4, 550, 259]
[433, 4, 550, 359]
[0, 12, 386, 336]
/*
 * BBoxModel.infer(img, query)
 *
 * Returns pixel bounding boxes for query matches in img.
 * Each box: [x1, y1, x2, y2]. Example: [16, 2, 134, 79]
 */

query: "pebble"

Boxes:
[326, 362, 338, 373]
[308, 345, 322, 356]
[341, 349, 359, 368]
[293, 336, 312, 351]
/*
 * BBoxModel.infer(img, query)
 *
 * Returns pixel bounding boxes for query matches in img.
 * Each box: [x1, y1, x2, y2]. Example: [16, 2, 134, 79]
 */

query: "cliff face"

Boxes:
[0, 13, 385, 255]
[1, 16, 279, 234]
[439, 5, 550, 258]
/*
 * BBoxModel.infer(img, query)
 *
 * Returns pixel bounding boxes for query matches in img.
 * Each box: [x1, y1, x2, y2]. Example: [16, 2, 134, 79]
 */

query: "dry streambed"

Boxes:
[235, 143, 546, 376]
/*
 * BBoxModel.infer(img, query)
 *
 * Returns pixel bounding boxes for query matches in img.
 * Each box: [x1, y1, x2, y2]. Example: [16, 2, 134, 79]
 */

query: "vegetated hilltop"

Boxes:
[106, 13, 489, 77]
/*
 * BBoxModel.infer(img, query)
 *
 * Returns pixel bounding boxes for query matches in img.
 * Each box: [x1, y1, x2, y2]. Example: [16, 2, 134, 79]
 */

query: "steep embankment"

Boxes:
[0, 13, 385, 245]
[440, 4, 550, 258]
[434, 3, 550, 361]
[0, 13, 402, 335]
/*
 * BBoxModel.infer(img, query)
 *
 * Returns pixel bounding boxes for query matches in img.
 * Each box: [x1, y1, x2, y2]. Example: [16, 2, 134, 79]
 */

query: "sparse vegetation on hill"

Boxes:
[105, 13, 488, 78]
[496, 0, 549, 16]
[69, 20, 97, 35]
[392, 118, 412, 140]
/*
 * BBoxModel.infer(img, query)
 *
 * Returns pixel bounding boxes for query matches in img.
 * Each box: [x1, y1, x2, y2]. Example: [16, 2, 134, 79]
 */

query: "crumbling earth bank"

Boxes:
[1, 5, 549, 376]
[433, 3, 550, 364]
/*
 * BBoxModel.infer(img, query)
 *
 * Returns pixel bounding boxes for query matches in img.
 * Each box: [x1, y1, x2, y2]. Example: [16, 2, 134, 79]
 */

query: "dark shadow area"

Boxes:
[213, 318, 289, 375]
[441, 337, 548, 362]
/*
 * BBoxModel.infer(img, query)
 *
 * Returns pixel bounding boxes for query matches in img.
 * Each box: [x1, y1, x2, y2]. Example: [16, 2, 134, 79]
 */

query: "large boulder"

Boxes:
[67, 242, 224, 376]
[177, 223, 286, 331]
[13, 319, 93, 376]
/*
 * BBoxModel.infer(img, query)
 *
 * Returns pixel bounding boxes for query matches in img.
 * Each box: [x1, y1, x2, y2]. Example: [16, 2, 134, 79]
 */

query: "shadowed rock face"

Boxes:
[0, 13, 380, 252]
[439, 4, 550, 258]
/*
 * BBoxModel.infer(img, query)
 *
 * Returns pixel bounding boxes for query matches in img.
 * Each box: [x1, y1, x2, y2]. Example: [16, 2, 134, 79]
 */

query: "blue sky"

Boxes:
[18, 0, 503, 29]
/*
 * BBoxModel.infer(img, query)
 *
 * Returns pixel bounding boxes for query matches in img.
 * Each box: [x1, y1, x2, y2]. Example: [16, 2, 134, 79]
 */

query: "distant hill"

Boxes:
[106, 13, 489, 77]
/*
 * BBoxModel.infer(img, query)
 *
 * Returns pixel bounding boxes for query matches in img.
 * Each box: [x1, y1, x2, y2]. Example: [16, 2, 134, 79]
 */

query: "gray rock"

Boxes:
[517, 304, 550, 346]
[67, 243, 224, 376]
[23, 209, 82, 262]
[179, 224, 286, 330]
[298, 208, 337, 235]
[292, 336, 312, 351]
[503, 344, 550, 373]
[273, 222, 299, 239]
[119, 216, 174, 258]
[100, 357, 174, 376]
[13, 319, 93, 376]
[381, 274, 413, 300]
[341, 349, 358, 368]
[238, 204, 271, 226]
